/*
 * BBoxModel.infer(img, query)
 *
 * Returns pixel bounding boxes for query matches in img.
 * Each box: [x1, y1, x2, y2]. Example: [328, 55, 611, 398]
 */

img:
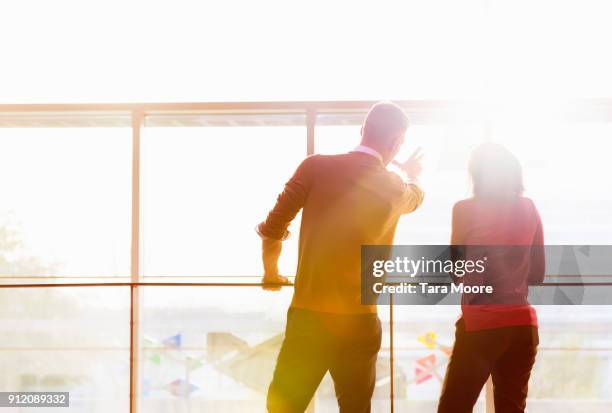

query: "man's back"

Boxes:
[258, 151, 424, 313]
[262, 102, 422, 413]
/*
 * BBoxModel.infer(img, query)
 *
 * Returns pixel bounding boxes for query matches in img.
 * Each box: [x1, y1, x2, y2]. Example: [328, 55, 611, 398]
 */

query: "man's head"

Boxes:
[360, 101, 409, 165]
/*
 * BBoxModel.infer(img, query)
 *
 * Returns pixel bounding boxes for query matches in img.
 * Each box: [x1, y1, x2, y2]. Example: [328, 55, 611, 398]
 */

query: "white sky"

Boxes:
[1, 0, 612, 103]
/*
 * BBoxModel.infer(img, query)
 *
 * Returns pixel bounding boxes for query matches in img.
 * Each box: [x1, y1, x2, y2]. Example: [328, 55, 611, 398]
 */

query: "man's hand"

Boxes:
[394, 147, 424, 181]
[261, 237, 288, 291]
[262, 272, 289, 291]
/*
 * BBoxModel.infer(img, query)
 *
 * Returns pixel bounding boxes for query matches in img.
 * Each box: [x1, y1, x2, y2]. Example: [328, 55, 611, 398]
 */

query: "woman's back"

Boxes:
[438, 144, 542, 413]
[451, 196, 545, 331]
[452, 197, 542, 246]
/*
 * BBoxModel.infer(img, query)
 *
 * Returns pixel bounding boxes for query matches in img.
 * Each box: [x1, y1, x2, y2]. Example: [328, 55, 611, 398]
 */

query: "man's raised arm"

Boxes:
[393, 148, 425, 214]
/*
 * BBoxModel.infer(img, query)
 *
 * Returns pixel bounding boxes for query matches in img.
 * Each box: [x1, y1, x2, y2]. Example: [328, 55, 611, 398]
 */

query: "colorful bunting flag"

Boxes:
[186, 356, 204, 372]
[163, 333, 182, 349]
[415, 354, 437, 384]
[149, 353, 161, 365]
[166, 379, 199, 397]
[417, 332, 437, 349]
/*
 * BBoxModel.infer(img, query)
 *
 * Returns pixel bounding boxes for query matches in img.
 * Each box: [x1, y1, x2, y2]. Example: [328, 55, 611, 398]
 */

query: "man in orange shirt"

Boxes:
[257, 102, 424, 412]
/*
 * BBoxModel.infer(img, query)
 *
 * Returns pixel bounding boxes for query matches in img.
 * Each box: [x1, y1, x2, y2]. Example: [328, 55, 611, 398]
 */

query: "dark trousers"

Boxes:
[438, 319, 539, 413]
[267, 307, 382, 413]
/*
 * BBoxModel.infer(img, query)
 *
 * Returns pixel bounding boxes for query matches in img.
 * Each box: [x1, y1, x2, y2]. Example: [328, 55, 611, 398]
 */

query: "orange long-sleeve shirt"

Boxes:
[258, 151, 424, 314]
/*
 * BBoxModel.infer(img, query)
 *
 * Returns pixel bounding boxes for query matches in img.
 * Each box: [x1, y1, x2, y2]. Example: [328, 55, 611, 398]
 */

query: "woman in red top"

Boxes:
[437, 143, 545, 413]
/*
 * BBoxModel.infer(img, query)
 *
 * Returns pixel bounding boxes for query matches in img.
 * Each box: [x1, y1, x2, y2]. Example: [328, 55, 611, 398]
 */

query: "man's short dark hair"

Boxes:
[361, 101, 409, 147]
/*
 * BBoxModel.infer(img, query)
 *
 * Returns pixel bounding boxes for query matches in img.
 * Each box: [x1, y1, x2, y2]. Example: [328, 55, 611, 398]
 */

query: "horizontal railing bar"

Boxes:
[0, 275, 285, 280]
[1, 282, 611, 288]
[1, 346, 610, 352]
[2, 274, 605, 279]
[0, 282, 293, 288]
[0, 275, 271, 278]
[3, 99, 611, 128]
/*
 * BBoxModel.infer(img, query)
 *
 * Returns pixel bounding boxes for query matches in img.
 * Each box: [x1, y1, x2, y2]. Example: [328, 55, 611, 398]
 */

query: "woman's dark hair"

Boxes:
[468, 143, 524, 200]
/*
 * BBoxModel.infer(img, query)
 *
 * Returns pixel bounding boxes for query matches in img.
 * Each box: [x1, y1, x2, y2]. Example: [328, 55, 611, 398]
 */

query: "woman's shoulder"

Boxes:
[517, 197, 543, 223]
[455, 196, 537, 207]
[451, 198, 479, 223]
[453, 197, 477, 211]
[517, 196, 539, 210]
[453, 197, 540, 220]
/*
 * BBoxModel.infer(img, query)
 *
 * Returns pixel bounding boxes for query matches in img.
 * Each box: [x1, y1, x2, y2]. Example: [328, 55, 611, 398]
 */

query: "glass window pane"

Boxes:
[490, 120, 612, 243]
[392, 306, 612, 411]
[142, 118, 306, 277]
[0, 287, 130, 412]
[0, 128, 131, 278]
[140, 286, 292, 412]
[139, 286, 390, 412]
[527, 306, 612, 412]
[314, 123, 362, 156]
[391, 305, 490, 412]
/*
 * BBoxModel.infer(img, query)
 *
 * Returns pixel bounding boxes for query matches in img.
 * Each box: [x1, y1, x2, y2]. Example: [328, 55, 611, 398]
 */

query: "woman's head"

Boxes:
[468, 143, 524, 200]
